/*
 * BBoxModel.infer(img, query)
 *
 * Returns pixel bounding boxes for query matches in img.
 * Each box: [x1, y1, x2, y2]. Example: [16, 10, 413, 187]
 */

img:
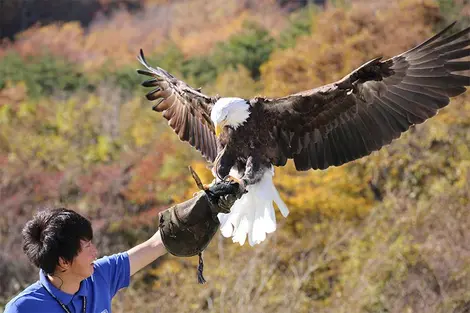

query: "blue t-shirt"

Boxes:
[4, 252, 130, 313]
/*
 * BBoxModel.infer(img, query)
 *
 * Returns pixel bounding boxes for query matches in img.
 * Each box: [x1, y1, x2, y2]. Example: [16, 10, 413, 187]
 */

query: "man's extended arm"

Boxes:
[127, 231, 167, 276]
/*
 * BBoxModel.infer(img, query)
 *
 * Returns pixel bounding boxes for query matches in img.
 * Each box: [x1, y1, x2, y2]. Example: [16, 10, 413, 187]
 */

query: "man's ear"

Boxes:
[57, 257, 70, 272]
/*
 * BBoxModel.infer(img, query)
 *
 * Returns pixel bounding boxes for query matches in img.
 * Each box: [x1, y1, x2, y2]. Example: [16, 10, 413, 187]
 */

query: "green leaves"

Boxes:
[92, 43, 186, 92]
[181, 56, 218, 88]
[212, 21, 275, 79]
[0, 53, 89, 99]
[278, 6, 316, 50]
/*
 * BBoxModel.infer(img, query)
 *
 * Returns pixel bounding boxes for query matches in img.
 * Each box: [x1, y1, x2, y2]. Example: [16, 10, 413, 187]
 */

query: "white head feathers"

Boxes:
[211, 97, 251, 130]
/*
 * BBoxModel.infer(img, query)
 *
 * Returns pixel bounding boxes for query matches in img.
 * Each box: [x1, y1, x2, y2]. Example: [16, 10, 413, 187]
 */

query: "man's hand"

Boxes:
[158, 175, 247, 260]
[188, 166, 246, 214]
[153, 176, 248, 284]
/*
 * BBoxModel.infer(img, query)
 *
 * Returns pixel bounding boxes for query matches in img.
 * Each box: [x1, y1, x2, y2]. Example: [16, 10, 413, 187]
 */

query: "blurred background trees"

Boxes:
[1, 0, 470, 312]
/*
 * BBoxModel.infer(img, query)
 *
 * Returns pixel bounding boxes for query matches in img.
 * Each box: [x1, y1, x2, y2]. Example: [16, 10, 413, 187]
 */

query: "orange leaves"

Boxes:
[0, 82, 27, 110]
[260, 0, 441, 97]
[172, 10, 250, 56]
[121, 148, 168, 205]
[83, 9, 168, 70]
[168, 0, 285, 55]
[0, 0, 288, 72]
[122, 134, 200, 206]
[9, 22, 87, 62]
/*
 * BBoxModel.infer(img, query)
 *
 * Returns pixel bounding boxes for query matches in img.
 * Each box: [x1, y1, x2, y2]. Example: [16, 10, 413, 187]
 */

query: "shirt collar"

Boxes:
[76, 278, 88, 297]
[39, 270, 88, 304]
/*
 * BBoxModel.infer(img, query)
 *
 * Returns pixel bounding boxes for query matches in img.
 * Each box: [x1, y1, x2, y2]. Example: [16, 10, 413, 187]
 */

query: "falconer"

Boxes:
[4, 178, 243, 313]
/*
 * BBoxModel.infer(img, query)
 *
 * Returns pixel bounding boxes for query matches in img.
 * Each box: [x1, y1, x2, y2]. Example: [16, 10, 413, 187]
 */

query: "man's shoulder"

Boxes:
[92, 252, 129, 276]
[89, 252, 130, 294]
[94, 252, 129, 267]
[4, 282, 50, 313]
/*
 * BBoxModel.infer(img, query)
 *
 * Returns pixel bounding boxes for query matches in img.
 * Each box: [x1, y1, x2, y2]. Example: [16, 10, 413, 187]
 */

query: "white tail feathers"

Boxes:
[217, 168, 289, 246]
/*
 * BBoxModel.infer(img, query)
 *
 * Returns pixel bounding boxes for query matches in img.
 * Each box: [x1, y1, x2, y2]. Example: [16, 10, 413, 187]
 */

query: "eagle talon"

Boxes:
[228, 175, 248, 187]
[221, 175, 247, 195]
[223, 175, 242, 185]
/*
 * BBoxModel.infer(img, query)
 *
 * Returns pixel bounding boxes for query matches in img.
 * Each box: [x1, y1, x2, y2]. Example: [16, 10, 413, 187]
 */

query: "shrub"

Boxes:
[0, 53, 89, 98]
[212, 20, 275, 79]
[277, 5, 317, 49]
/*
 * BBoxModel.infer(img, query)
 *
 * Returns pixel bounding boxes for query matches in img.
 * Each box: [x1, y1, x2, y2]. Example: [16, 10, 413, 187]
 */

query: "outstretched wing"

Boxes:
[137, 50, 219, 162]
[258, 22, 470, 170]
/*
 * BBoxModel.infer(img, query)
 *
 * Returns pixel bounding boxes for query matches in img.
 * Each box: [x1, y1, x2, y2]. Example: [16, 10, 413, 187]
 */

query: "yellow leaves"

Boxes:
[337, 202, 419, 310]
[130, 121, 156, 148]
[206, 65, 261, 98]
[55, 97, 81, 134]
[177, 160, 213, 202]
[260, 46, 322, 97]
[178, 153, 376, 221]
[189, 160, 213, 183]
[85, 135, 113, 163]
[83, 94, 100, 111]
[436, 95, 470, 127]
[275, 162, 374, 219]
[123, 98, 161, 148]
[17, 100, 37, 119]
[395, 0, 441, 23]
[150, 258, 184, 277]
[455, 160, 470, 189]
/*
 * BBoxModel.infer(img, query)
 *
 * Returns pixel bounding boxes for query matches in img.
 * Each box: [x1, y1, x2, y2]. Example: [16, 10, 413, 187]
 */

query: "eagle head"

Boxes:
[211, 97, 251, 136]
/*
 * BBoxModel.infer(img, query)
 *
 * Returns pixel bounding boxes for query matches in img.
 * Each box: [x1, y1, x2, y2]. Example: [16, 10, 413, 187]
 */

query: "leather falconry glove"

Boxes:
[158, 167, 246, 284]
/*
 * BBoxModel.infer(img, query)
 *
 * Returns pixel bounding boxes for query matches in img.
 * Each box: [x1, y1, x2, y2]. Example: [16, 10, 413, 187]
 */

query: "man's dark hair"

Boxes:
[22, 208, 93, 274]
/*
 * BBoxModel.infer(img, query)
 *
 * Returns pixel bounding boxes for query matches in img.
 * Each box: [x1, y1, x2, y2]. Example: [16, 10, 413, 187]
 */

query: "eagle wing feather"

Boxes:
[258, 22, 470, 171]
[137, 49, 219, 162]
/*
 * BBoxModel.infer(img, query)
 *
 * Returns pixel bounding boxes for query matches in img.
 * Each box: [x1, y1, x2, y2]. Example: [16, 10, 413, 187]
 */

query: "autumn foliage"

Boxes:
[1, 0, 470, 312]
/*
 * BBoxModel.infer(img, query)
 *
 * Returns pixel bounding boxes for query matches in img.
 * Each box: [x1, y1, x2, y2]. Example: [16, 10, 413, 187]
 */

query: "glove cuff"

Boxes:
[158, 192, 219, 257]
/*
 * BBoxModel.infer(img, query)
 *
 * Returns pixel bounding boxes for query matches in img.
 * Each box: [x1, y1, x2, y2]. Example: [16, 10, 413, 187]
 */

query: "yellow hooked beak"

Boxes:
[215, 121, 226, 137]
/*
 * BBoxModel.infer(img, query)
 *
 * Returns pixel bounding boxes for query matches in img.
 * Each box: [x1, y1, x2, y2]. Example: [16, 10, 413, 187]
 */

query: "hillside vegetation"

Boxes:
[1, 0, 470, 312]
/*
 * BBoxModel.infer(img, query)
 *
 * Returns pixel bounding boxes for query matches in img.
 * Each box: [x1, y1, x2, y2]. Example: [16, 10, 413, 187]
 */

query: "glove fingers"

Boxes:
[218, 194, 239, 213]
[210, 181, 239, 196]
[218, 198, 231, 213]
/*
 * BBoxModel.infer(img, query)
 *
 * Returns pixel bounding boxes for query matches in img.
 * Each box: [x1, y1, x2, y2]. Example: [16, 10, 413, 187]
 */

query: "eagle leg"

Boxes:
[238, 156, 268, 187]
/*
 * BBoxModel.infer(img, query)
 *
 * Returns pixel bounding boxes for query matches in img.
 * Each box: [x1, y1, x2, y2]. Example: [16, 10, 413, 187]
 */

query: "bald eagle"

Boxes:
[137, 22, 470, 246]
